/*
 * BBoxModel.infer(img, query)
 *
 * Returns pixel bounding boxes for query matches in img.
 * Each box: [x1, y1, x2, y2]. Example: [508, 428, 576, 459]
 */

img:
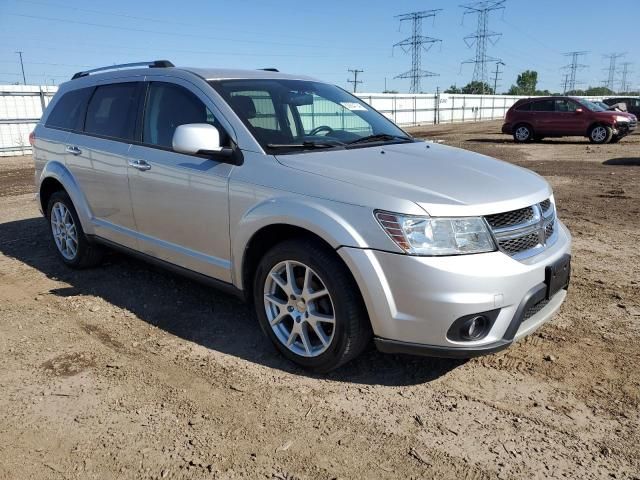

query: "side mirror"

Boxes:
[172, 124, 240, 164]
[575, 108, 583, 113]
[173, 123, 223, 155]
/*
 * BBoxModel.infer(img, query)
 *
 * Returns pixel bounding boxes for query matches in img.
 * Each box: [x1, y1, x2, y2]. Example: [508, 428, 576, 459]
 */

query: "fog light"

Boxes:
[446, 309, 500, 342]
[464, 316, 487, 340]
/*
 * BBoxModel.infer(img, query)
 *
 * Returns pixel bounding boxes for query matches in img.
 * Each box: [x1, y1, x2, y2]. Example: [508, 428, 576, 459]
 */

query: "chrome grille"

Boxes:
[486, 206, 535, 229]
[499, 232, 540, 255]
[485, 198, 557, 259]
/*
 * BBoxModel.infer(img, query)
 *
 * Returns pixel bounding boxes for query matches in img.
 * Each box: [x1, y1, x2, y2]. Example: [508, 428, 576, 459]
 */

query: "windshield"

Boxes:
[576, 98, 607, 112]
[209, 79, 412, 153]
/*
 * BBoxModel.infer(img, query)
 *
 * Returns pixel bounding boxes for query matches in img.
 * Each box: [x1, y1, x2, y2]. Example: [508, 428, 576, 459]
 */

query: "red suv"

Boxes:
[502, 96, 637, 144]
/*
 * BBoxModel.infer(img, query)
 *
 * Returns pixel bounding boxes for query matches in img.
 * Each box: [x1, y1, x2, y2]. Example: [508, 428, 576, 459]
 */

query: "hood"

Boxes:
[275, 141, 551, 217]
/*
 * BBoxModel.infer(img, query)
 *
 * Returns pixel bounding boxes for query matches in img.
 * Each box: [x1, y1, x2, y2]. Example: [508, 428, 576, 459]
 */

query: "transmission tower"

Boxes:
[460, 1, 505, 92]
[492, 61, 505, 93]
[393, 10, 442, 93]
[347, 69, 363, 93]
[603, 52, 625, 91]
[619, 62, 633, 93]
[562, 51, 588, 92]
[561, 73, 570, 94]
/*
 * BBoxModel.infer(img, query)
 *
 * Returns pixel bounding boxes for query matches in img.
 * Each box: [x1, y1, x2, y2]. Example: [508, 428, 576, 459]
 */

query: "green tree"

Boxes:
[444, 84, 462, 94]
[508, 70, 538, 95]
[461, 81, 494, 94]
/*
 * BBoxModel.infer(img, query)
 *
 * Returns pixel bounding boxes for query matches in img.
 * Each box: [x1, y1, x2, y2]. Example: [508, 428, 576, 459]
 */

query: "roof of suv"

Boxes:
[183, 67, 316, 82]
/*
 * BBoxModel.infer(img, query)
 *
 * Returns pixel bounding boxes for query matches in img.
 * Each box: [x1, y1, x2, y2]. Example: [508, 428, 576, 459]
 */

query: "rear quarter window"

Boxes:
[45, 87, 93, 131]
[515, 102, 532, 111]
[84, 83, 140, 141]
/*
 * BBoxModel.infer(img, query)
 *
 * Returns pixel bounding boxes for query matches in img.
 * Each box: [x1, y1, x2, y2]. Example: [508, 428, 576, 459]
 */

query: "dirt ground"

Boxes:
[0, 121, 638, 480]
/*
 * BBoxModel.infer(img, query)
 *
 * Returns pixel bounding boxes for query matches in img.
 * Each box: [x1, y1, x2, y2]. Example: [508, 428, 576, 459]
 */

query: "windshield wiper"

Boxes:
[266, 140, 344, 150]
[346, 133, 412, 146]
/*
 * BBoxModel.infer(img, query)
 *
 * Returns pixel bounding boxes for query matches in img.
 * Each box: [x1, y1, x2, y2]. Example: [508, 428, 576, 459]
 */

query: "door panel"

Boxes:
[65, 133, 137, 247]
[127, 146, 233, 281]
[127, 80, 233, 281]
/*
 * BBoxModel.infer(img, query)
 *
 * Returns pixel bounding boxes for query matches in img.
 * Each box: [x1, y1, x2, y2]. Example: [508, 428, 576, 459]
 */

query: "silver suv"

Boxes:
[33, 61, 571, 372]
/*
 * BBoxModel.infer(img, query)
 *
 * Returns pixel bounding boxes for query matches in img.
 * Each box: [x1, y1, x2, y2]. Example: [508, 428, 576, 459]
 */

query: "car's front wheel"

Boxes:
[47, 191, 103, 268]
[253, 239, 371, 372]
[513, 124, 533, 143]
[588, 125, 613, 144]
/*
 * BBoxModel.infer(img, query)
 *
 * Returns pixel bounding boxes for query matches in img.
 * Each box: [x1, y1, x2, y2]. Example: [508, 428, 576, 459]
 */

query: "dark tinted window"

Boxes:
[85, 83, 140, 141]
[143, 82, 227, 149]
[554, 99, 579, 112]
[515, 102, 532, 111]
[531, 100, 555, 112]
[45, 87, 93, 131]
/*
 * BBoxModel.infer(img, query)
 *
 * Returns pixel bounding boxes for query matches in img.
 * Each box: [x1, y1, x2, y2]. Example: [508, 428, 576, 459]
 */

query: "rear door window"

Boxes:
[45, 87, 93, 131]
[84, 83, 140, 141]
[531, 100, 555, 112]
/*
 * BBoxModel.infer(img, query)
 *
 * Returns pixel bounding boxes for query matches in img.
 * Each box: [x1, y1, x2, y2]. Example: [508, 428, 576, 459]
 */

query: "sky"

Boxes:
[0, 0, 638, 93]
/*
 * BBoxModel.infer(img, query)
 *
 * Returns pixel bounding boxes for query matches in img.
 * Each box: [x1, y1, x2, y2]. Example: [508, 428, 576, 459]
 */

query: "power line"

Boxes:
[392, 9, 442, 94]
[492, 61, 505, 93]
[619, 62, 633, 93]
[561, 73, 569, 94]
[460, 0, 505, 92]
[347, 69, 363, 93]
[602, 52, 625, 91]
[16, 51, 26, 84]
[562, 51, 588, 92]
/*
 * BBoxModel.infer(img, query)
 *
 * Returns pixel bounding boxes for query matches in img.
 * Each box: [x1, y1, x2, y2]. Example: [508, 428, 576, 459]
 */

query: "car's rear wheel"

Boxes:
[588, 125, 613, 144]
[253, 239, 371, 372]
[513, 124, 533, 143]
[47, 191, 103, 268]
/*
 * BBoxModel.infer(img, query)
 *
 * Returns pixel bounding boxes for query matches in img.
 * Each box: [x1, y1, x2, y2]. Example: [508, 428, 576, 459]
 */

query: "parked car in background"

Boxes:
[33, 61, 572, 372]
[602, 97, 640, 117]
[502, 96, 637, 144]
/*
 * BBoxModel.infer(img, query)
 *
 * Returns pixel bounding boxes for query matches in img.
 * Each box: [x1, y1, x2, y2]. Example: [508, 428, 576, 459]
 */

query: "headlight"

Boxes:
[375, 211, 496, 256]
[615, 115, 630, 123]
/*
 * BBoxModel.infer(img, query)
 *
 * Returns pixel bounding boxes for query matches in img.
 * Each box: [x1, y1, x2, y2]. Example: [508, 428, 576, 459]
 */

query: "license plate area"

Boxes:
[545, 254, 571, 300]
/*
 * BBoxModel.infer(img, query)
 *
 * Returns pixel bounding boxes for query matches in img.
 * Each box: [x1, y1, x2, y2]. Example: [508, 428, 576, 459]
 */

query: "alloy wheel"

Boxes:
[515, 126, 530, 141]
[263, 260, 336, 357]
[50, 201, 78, 260]
[591, 126, 607, 143]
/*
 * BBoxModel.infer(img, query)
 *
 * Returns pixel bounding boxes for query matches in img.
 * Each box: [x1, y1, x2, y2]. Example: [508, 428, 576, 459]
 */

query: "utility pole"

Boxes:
[602, 52, 625, 91]
[347, 69, 363, 93]
[492, 61, 505, 93]
[460, 1, 505, 93]
[562, 51, 588, 93]
[16, 51, 26, 85]
[393, 9, 442, 94]
[619, 62, 633, 93]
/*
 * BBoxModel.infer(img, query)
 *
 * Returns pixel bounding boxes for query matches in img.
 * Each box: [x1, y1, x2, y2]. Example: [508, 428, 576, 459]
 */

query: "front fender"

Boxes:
[231, 195, 402, 289]
[39, 161, 95, 235]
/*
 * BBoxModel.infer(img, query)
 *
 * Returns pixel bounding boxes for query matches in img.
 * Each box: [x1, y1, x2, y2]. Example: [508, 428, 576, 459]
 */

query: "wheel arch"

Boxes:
[38, 161, 94, 234]
[233, 197, 382, 294]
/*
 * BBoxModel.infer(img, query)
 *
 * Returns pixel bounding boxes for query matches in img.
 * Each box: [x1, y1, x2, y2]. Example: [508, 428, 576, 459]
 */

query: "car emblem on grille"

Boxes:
[532, 204, 546, 246]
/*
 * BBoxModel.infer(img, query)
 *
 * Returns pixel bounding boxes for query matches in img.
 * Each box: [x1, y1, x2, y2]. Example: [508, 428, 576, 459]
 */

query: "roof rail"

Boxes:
[259, 68, 279, 72]
[71, 60, 174, 80]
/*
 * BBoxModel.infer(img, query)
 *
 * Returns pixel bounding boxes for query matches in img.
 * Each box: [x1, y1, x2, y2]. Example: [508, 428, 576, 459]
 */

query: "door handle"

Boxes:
[128, 159, 152, 171]
[65, 145, 82, 155]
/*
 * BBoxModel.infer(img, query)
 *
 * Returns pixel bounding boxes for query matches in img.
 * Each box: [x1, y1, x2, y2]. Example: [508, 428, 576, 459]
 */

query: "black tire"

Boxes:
[46, 191, 104, 268]
[513, 123, 533, 143]
[253, 239, 371, 372]
[588, 124, 613, 144]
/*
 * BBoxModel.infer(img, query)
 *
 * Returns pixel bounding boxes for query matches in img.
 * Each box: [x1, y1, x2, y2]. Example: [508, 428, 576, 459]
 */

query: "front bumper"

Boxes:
[338, 220, 571, 358]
